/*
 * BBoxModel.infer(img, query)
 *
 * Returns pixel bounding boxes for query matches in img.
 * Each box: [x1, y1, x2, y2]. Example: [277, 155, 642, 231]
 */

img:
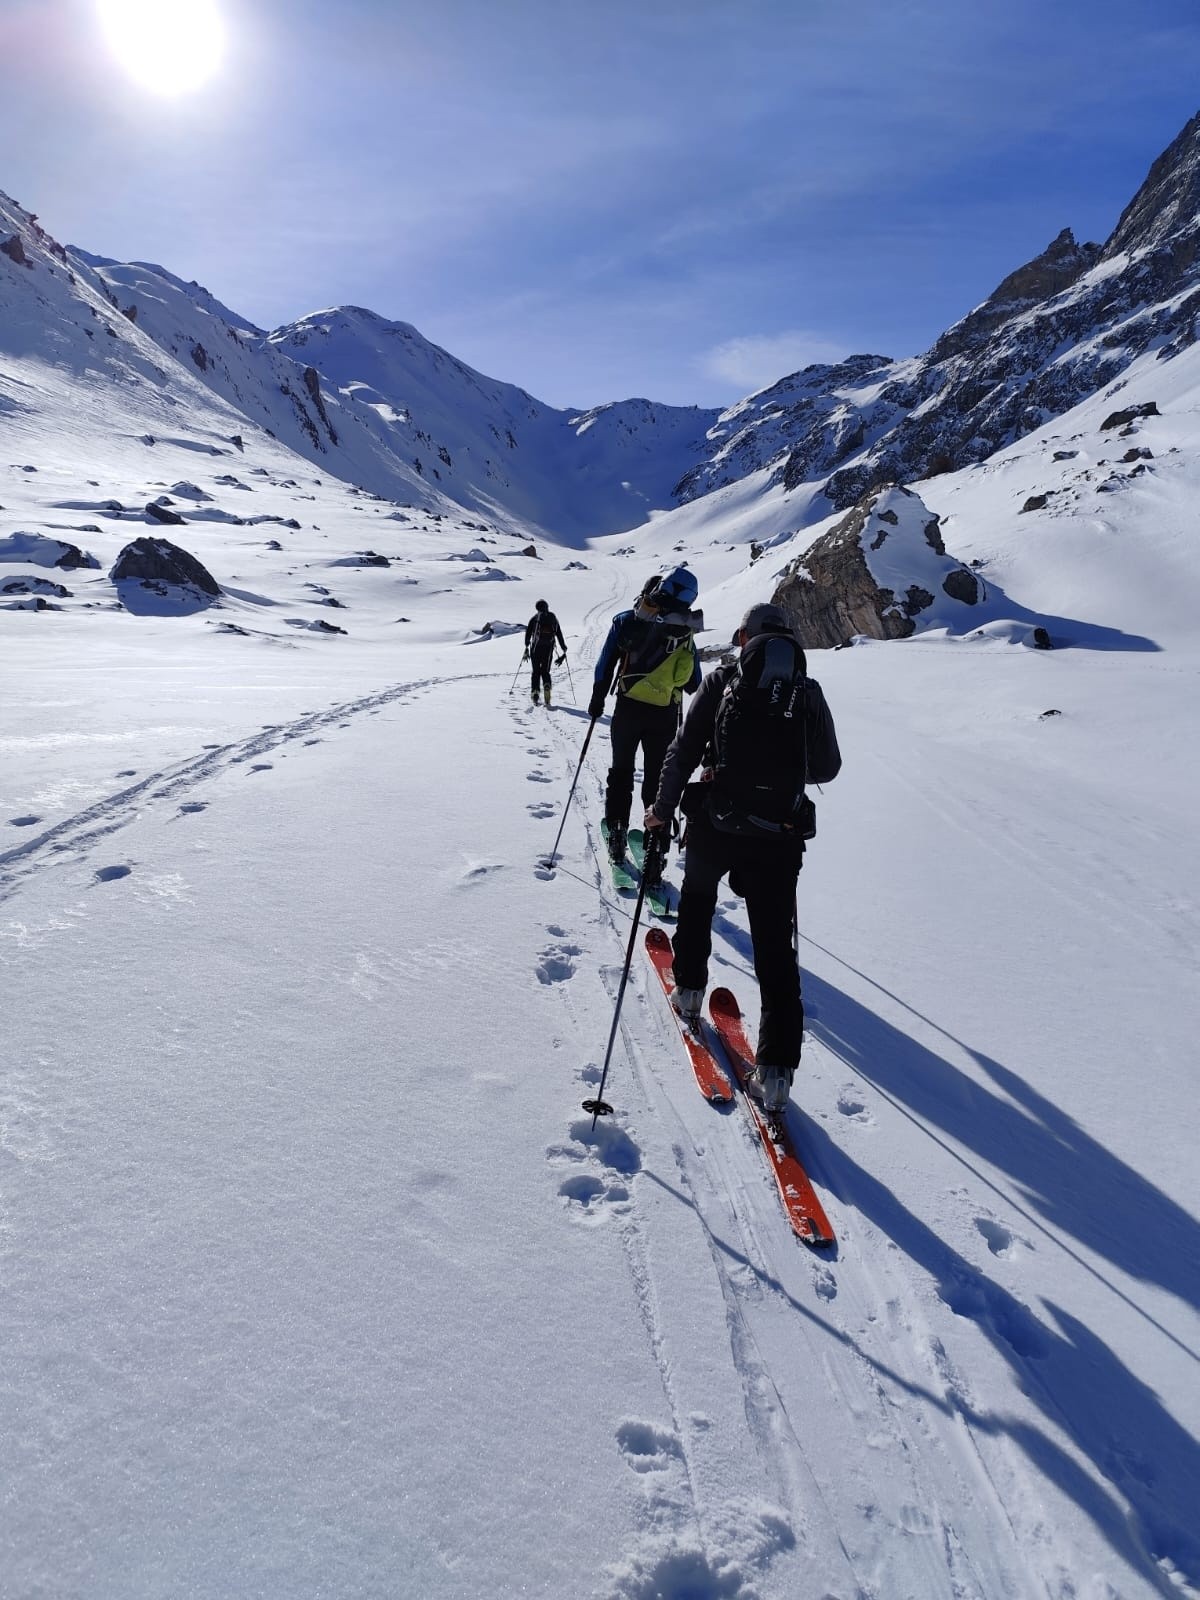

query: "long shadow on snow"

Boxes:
[708, 913, 1200, 1584]
[803, 967, 1200, 1332]
[713, 908, 1199, 1331]
[642, 1156, 1198, 1593]
[960, 573, 1159, 652]
[808, 1127, 1200, 1591]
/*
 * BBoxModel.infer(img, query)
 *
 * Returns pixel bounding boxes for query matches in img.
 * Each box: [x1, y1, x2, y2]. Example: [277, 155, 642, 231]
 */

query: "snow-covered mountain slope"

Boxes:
[269, 308, 716, 540]
[603, 332, 1200, 662]
[4, 189, 718, 543]
[7, 109, 1200, 557]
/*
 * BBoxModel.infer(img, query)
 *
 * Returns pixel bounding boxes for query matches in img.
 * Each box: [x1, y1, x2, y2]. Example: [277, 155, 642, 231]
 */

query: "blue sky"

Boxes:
[2, 0, 1199, 408]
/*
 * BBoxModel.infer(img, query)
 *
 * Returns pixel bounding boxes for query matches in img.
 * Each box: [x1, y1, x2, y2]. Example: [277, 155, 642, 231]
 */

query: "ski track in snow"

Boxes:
[522, 659, 1197, 1600]
[0, 674, 491, 905]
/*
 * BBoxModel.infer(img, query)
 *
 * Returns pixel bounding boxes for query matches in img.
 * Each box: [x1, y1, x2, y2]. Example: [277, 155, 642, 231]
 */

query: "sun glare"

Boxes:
[96, 0, 226, 96]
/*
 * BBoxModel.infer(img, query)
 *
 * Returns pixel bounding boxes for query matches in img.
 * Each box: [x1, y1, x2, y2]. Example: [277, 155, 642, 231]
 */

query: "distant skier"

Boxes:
[524, 599, 567, 706]
[588, 566, 702, 887]
[644, 602, 841, 1116]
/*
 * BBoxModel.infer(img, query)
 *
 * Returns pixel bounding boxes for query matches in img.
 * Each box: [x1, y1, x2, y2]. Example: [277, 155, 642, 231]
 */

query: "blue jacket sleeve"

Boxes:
[684, 645, 701, 694]
[593, 614, 628, 691]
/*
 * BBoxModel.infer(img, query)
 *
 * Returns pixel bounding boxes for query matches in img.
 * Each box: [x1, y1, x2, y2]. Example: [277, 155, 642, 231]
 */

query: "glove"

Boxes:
[587, 688, 606, 720]
[522, 649, 530, 662]
[555, 652, 566, 666]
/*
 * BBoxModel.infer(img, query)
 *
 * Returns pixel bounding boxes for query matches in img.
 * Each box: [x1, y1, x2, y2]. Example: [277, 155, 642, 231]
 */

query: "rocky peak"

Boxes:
[1104, 110, 1200, 260]
[928, 228, 1101, 365]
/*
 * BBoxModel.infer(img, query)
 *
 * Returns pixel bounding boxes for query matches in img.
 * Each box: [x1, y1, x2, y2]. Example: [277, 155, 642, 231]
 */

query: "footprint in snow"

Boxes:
[615, 1420, 683, 1473]
[526, 770, 552, 784]
[548, 1108, 641, 1223]
[566, 1116, 641, 1177]
[303, 738, 322, 746]
[536, 942, 581, 983]
[837, 1088, 874, 1125]
[116, 768, 139, 776]
[248, 763, 273, 774]
[527, 801, 555, 818]
[178, 802, 207, 815]
[974, 1216, 1034, 1260]
[9, 815, 41, 828]
[94, 864, 132, 883]
[813, 1264, 838, 1302]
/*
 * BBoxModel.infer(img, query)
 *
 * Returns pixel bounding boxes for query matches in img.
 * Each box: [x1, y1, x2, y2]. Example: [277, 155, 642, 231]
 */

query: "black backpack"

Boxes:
[707, 632, 816, 836]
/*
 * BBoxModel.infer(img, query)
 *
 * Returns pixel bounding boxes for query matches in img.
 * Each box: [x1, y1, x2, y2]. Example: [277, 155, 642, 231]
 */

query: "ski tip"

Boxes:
[709, 986, 740, 1019]
[645, 926, 671, 951]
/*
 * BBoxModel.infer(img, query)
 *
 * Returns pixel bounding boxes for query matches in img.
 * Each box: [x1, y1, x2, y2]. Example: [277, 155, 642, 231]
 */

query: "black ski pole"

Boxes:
[540, 716, 597, 869]
[508, 652, 528, 695]
[559, 652, 577, 703]
[583, 868, 650, 1127]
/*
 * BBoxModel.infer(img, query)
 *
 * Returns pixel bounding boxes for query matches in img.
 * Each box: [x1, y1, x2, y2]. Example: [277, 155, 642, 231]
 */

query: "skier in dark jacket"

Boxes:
[524, 600, 567, 706]
[588, 566, 702, 885]
[645, 602, 841, 1115]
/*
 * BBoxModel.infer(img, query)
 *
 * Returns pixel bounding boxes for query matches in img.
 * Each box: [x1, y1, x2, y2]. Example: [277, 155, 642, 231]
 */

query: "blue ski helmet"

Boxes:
[654, 565, 698, 608]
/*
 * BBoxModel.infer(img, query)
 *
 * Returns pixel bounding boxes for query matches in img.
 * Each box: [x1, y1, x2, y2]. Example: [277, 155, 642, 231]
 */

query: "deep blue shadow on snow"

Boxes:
[115, 579, 218, 617]
[706, 911, 1199, 1590]
[801, 1118, 1200, 1592]
[800, 967, 1200, 1324]
[958, 574, 1160, 652]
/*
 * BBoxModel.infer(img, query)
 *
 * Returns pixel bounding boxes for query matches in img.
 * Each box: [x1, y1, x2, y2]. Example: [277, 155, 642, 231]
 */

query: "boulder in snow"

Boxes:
[772, 484, 983, 648]
[111, 537, 221, 613]
[0, 532, 99, 570]
[145, 501, 186, 526]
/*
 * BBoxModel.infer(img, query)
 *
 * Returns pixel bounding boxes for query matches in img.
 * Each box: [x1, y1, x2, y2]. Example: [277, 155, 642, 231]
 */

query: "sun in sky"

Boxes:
[96, 0, 226, 96]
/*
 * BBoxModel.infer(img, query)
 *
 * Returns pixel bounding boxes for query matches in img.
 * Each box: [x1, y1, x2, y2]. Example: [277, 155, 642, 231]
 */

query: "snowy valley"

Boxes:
[2, 110, 1199, 1600]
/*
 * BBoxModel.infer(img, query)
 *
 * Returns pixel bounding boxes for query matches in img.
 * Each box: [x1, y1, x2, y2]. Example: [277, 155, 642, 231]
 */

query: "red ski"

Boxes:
[708, 987, 836, 1247]
[644, 928, 732, 1103]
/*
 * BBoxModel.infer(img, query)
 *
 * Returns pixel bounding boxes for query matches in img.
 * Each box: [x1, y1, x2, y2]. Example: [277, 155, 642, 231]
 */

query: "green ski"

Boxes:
[628, 829, 674, 919]
[600, 820, 638, 892]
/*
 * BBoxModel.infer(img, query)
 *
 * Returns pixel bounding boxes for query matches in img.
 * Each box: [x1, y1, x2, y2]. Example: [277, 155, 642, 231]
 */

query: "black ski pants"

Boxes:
[604, 696, 677, 829]
[670, 813, 806, 1071]
[530, 641, 555, 697]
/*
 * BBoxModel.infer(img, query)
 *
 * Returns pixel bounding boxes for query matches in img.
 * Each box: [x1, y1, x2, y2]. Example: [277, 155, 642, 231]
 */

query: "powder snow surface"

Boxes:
[2, 350, 1199, 1600]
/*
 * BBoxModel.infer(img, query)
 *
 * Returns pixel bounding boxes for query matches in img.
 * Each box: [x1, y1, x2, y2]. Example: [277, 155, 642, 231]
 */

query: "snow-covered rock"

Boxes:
[773, 484, 982, 646]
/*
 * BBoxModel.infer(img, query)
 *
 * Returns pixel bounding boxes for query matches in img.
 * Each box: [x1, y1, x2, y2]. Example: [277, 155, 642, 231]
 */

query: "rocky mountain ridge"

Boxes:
[3, 110, 1198, 542]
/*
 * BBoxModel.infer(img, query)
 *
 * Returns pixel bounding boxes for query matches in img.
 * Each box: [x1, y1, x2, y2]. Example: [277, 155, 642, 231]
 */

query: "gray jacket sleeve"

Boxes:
[804, 679, 842, 785]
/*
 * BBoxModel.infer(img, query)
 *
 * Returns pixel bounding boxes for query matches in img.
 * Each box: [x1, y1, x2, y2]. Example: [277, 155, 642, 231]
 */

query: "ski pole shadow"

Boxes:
[712, 911, 1200, 1342]
[701, 912, 1200, 1586]
[802, 968, 1200, 1339]
[639, 1160, 1197, 1591]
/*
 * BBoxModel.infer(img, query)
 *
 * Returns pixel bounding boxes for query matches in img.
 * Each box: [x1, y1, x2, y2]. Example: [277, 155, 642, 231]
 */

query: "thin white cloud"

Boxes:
[700, 330, 852, 392]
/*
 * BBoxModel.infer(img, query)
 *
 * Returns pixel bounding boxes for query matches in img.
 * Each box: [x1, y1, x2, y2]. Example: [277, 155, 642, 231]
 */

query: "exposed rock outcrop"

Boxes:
[765, 112, 1200, 513]
[110, 537, 221, 597]
[145, 500, 186, 525]
[771, 485, 982, 648]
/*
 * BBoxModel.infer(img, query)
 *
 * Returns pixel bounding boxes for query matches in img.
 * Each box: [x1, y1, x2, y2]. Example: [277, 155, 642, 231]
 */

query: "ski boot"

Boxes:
[670, 983, 704, 1026]
[606, 820, 627, 864]
[747, 1063, 791, 1117]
